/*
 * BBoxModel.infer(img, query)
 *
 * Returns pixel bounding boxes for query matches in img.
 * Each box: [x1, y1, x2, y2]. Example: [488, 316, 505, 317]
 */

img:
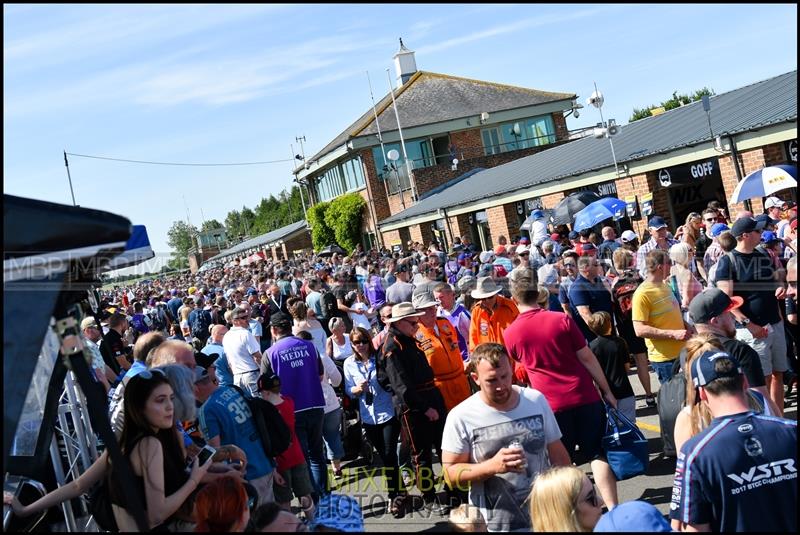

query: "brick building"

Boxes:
[378, 70, 797, 249]
[202, 220, 312, 269]
[292, 40, 582, 250]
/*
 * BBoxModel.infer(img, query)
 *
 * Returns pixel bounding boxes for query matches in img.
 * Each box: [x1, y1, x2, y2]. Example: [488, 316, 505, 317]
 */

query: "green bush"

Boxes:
[307, 201, 336, 251]
[324, 193, 365, 254]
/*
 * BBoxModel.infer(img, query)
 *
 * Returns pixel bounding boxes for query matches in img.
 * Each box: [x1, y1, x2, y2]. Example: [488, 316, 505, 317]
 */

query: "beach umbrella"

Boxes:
[729, 164, 797, 203]
[550, 191, 601, 226]
[573, 197, 627, 232]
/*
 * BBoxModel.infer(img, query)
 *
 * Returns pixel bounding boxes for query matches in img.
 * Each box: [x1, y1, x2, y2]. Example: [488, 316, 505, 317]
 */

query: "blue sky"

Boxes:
[4, 4, 797, 273]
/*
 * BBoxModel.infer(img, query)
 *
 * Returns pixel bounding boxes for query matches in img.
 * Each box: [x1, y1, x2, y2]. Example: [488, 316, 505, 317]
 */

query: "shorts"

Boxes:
[249, 471, 275, 507]
[274, 463, 314, 504]
[737, 321, 788, 376]
[554, 401, 605, 466]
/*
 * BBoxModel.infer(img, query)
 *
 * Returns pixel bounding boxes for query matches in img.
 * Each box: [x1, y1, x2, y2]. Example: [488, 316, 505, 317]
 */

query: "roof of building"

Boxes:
[379, 70, 797, 227]
[304, 71, 576, 166]
[206, 219, 308, 262]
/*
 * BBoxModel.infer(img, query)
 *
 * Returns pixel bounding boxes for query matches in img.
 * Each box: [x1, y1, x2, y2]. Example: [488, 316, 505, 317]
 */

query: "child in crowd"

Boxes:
[258, 374, 315, 522]
[586, 311, 636, 422]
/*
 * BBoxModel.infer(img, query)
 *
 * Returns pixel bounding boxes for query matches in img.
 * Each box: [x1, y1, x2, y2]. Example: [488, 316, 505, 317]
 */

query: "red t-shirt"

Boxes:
[273, 395, 306, 471]
[504, 308, 600, 412]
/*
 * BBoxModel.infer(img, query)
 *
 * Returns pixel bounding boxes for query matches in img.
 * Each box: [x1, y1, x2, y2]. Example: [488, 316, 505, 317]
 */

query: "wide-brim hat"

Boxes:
[411, 290, 438, 310]
[385, 302, 425, 323]
[471, 276, 502, 299]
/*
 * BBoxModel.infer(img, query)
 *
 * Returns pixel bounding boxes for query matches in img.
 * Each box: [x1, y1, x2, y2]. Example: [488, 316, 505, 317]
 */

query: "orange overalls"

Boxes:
[468, 295, 522, 380]
[416, 318, 471, 411]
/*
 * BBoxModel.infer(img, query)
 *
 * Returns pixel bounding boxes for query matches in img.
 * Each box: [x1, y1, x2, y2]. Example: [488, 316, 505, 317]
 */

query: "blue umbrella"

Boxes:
[573, 197, 627, 232]
[730, 164, 797, 203]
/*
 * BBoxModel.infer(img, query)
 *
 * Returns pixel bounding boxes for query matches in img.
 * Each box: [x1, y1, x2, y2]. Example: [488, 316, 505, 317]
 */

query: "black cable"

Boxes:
[65, 152, 293, 166]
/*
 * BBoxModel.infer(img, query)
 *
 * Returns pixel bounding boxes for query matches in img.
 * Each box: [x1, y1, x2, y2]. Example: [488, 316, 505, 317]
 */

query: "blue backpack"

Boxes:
[364, 275, 386, 308]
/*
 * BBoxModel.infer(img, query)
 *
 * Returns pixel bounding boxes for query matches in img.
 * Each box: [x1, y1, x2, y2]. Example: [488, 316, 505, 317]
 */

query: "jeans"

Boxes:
[363, 417, 403, 498]
[651, 360, 677, 385]
[294, 407, 328, 496]
[322, 408, 345, 461]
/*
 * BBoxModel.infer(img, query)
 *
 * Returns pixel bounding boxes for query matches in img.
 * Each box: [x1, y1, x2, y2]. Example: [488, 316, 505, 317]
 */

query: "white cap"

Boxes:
[764, 196, 786, 209]
[620, 230, 638, 243]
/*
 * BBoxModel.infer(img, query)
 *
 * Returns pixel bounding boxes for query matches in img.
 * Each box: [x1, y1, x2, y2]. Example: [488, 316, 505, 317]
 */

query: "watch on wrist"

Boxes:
[740, 318, 751, 326]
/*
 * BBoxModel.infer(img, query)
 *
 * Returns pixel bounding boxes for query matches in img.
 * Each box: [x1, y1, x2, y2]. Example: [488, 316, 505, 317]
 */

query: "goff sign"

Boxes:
[657, 158, 721, 188]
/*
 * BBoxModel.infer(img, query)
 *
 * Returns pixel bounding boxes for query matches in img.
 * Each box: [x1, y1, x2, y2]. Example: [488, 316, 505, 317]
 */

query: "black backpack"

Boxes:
[230, 386, 291, 460]
[191, 309, 212, 340]
[656, 359, 685, 458]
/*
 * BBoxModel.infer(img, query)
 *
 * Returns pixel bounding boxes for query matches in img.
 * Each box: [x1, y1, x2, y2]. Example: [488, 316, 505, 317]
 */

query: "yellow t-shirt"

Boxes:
[631, 281, 685, 362]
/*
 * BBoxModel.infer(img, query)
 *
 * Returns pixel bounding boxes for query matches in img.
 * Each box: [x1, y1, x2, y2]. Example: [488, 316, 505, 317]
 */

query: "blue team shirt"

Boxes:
[213, 354, 233, 387]
[198, 385, 273, 480]
[568, 275, 613, 342]
[670, 411, 797, 532]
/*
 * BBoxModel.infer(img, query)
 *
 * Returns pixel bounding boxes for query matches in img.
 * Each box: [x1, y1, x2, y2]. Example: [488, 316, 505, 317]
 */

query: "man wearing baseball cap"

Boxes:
[715, 215, 788, 416]
[636, 216, 679, 279]
[669, 350, 797, 532]
[685, 288, 774, 411]
[529, 209, 549, 248]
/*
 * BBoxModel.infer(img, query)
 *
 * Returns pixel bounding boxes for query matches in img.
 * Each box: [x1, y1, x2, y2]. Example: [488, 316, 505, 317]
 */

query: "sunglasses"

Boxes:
[402, 319, 419, 326]
[704, 218, 717, 222]
[138, 368, 167, 380]
[563, 262, 576, 268]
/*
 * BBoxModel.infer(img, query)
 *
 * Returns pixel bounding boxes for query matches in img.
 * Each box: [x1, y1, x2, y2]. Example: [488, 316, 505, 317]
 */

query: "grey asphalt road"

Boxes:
[319, 368, 797, 532]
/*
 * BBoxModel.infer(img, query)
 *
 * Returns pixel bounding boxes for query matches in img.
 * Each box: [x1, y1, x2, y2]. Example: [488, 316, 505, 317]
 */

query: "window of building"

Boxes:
[372, 137, 436, 189]
[482, 128, 502, 155]
[481, 114, 556, 154]
[313, 156, 365, 202]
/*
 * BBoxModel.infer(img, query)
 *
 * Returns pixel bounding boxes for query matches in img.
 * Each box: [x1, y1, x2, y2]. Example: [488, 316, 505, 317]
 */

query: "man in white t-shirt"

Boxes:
[222, 306, 263, 397]
[441, 343, 570, 532]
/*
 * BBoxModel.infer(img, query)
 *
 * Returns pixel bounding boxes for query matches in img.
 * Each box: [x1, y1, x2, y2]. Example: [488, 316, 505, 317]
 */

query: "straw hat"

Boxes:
[385, 302, 425, 323]
[471, 277, 502, 299]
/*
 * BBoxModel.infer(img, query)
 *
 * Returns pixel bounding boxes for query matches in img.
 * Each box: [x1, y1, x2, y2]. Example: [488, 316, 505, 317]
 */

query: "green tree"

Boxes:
[240, 207, 256, 238]
[166, 220, 198, 268]
[324, 193, 365, 253]
[201, 219, 224, 231]
[225, 210, 243, 240]
[629, 87, 715, 122]
[307, 201, 336, 251]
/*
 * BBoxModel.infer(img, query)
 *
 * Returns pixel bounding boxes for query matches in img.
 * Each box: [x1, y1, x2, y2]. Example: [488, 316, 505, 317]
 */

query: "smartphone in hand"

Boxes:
[196, 444, 216, 466]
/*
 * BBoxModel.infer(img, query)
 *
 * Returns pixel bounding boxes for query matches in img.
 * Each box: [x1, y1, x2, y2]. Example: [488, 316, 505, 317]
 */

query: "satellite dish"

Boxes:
[387, 149, 400, 161]
[587, 90, 604, 109]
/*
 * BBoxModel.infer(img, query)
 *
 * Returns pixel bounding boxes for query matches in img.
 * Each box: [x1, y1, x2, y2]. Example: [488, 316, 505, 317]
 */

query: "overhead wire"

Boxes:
[64, 152, 293, 167]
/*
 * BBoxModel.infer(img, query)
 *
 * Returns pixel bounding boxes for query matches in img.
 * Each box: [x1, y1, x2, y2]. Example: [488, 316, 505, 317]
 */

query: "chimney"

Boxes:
[393, 38, 417, 87]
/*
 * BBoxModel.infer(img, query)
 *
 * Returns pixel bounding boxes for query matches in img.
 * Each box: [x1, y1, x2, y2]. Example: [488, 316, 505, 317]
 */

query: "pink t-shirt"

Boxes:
[504, 308, 600, 412]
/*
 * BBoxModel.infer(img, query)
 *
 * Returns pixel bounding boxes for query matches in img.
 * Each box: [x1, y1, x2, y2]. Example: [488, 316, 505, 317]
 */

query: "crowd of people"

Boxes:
[6, 196, 798, 532]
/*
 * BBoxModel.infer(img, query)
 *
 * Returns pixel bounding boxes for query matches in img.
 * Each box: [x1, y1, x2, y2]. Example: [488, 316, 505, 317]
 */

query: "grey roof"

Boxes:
[206, 220, 308, 262]
[380, 70, 797, 227]
[305, 71, 575, 165]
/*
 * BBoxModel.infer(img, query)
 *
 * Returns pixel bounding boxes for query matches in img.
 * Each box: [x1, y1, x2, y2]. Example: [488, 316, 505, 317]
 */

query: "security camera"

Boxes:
[573, 109, 580, 119]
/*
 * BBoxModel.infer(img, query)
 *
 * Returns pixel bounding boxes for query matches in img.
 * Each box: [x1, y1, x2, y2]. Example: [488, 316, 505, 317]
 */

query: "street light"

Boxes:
[586, 83, 622, 179]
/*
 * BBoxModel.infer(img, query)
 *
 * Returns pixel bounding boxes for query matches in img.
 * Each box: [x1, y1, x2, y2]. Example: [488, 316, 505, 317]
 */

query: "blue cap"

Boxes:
[309, 494, 363, 532]
[709, 223, 729, 237]
[755, 213, 779, 227]
[648, 216, 668, 229]
[761, 230, 781, 244]
[568, 230, 580, 240]
[691, 350, 743, 387]
[531, 209, 544, 219]
[594, 501, 671, 532]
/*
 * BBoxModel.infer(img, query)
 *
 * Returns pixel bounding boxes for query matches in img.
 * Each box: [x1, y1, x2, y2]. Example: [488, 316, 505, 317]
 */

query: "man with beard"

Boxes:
[684, 288, 776, 412]
[441, 343, 570, 532]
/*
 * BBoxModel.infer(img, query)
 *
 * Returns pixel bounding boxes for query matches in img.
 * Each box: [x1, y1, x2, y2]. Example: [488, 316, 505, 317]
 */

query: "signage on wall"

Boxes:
[640, 193, 654, 217]
[786, 139, 798, 163]
[625, 196, 639, 219]
[525, 197, 544, 211]
[577, 181, 617, 198]
[657, 157, 721, 188]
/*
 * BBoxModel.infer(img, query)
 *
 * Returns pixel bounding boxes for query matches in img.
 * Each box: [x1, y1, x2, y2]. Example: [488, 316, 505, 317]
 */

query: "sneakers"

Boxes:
[645, 395, 656, 408]
[424, 499, 450, 516]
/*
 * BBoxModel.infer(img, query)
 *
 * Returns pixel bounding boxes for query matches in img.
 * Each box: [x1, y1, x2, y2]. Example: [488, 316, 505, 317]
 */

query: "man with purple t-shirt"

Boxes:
[261, 312, 328, 496]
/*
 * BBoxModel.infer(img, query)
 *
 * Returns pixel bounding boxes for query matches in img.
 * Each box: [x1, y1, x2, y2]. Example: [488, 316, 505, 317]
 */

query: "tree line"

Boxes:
[166, 185, 306, 269]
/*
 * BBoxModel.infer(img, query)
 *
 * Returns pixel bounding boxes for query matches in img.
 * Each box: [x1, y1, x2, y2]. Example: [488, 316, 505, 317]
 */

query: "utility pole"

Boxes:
[63, 150, 77, 206]
[291, 143, 308, 220]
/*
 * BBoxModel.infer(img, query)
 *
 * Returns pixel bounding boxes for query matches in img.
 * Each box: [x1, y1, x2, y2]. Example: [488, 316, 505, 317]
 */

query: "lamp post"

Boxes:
[587, 82, 621, 180]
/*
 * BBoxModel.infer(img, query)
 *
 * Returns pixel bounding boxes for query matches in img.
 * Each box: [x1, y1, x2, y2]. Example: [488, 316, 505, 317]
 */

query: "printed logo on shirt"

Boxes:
[480, 321, 489, 336]
[726, 458, 797, 495]
[737, 423, 754, 434]
[743, 436, 763, 457]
